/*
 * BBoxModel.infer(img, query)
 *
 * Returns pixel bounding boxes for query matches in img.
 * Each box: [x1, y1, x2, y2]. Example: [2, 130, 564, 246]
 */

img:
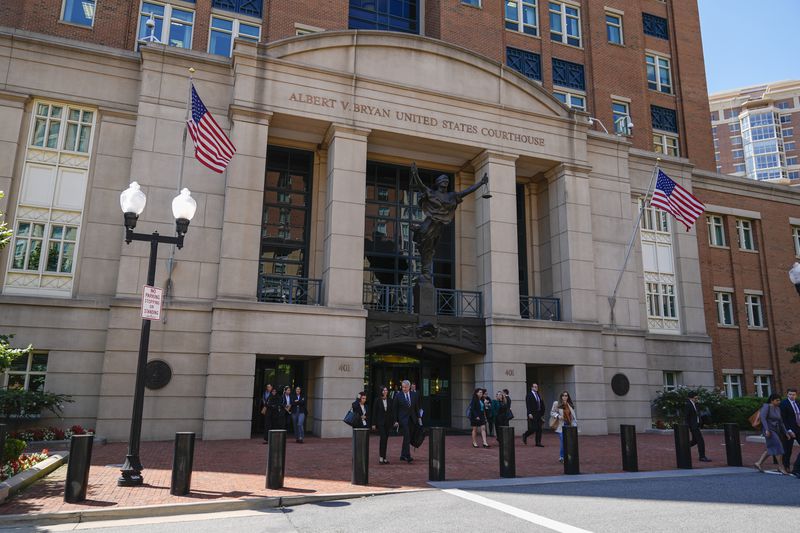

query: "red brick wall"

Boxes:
[263, 0, 348, 42]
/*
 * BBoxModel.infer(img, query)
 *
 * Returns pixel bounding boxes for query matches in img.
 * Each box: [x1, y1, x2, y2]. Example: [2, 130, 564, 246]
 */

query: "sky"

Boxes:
[697, 0, 799, 94]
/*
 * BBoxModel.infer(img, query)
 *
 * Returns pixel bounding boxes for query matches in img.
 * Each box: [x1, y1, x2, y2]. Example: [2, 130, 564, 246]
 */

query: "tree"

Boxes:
[788, 344, 800, 364]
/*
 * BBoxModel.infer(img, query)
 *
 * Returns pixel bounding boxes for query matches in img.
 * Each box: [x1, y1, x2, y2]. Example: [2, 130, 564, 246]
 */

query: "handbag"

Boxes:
[507, 408, 514, 420]
[548, 415, 558, 430]
[260, 406, 267, 416]
[748, 409, 762, 429]
[343, 409, 356, 426]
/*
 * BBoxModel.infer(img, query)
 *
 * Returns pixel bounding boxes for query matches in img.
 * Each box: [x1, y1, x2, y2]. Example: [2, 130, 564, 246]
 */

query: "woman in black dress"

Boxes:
[494, 391, 510, 444]
[469, 388, 490, 448]
[372, 386, 395, 464]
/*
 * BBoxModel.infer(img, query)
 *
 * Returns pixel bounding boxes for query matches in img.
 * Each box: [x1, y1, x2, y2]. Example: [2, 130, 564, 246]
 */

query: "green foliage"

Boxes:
[713, 396, 765, 430]
[788, 344, 800, 364]
[0, 334, 32, 375]
[0, 389, 73, 420]
[651, 386, 726, 425]
[0, 191, 11, 251]
[4, 438, 26, 461]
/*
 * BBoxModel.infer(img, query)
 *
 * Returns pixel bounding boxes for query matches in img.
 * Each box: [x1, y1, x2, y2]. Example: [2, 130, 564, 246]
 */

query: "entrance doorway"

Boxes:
[251, 357, 306, 435]
[368, 351, 451, 427]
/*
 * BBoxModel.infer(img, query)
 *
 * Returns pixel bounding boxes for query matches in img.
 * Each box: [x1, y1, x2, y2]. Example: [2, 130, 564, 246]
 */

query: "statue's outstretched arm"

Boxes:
[456, 173, 489, 199]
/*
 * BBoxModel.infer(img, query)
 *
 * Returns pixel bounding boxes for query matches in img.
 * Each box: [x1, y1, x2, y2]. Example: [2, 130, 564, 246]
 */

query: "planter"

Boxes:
[0, 451, 69, 504]
[23, 436, 106, 453]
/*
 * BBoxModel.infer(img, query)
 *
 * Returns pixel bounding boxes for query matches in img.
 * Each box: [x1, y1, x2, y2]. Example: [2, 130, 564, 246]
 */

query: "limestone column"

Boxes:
[321, 124, 370, 308]
[545, 163, 597, 322]
[0, 91, 27, 213]
[472, 150, 520, 317]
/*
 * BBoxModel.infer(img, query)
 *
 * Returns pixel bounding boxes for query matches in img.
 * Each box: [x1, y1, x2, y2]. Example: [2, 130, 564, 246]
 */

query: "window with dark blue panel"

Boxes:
[349, 0, 420, 35]
[651, 105, 678, 133]
[552, 58, 585, 90]
[212, 0, 262, 18]
[642, 13, 668, 39]
[506, 47, 541, 81]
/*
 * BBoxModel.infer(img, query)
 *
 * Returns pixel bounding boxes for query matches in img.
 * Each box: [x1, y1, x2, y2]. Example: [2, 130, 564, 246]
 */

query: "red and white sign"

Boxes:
[141, 285, 163, 321]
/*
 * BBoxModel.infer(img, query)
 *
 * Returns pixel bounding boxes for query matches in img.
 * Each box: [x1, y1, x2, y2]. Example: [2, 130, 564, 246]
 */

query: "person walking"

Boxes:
[393, 380, 421, 462]
[260, 383, 273, 443]
[351, 391, 369, 429]
[494, 391, 511, 444]
[266, 385, 283, 433]
[290, 386, 307, 443]
[281, 386, 293, 431]
[550, 391, 577, 463]
[685, 391, 711, 462]
[372, 386, 395, 464]
[523, 383, 545, 446]
[754, 393, 790, 474]
[779, 388, 800, 478]
[468, 388, 490, 448]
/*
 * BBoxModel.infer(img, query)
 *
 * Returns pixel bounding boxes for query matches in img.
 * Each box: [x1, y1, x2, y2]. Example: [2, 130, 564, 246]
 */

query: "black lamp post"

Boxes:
[117, 182, 197, 487]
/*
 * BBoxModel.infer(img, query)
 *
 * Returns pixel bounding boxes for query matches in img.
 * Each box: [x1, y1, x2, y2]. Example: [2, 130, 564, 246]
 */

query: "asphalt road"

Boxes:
[6, 470, 800, 533]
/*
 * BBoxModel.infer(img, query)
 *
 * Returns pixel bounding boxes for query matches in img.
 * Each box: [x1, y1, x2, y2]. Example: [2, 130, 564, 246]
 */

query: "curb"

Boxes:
[0, 488, 426, 526]
[0, 451, 69, 504]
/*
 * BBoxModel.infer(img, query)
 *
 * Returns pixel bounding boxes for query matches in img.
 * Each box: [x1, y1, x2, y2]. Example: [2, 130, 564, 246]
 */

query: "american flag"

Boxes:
[649, 169, 705, 230]
[186, 84, 236, 173]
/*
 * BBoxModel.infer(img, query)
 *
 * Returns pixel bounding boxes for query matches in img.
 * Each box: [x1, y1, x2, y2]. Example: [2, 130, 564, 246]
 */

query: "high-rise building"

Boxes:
[0, 1, 724, 441]
[709, 80, 800, 182]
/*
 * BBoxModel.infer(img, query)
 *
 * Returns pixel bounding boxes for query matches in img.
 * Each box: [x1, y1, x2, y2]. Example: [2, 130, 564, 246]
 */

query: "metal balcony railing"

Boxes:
[363, 283, 414, 313]
[258, 275, 322, 305]
[436, 288, 483, 318]
[520, 296, 561, 321]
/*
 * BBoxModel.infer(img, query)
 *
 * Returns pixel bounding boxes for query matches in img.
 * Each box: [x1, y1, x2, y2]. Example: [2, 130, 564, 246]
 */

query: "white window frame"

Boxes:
[136, 1, 195, 49]
[735, 218, 756, 251]
[706, 214, 726, 247]
[61, 0, 96, 27]
[723, 374, 742, 398]
[605, 11, 623, 45]
[715, 291, 735, 326]
[549, 1, 581, 47]
[653, 131, 679, 157]
[208, 14, 261, 57]
[553, 89, 586, 111]
[3, 352, 48, 392]
[505, 0, 538, 36]
[745, 294, 764, 328]
[663, 371, 679, 392]
[645, 53, 672, 94]
[732, 148, 744, 159]
[734, 163, 746, 173]
[793, 226, 800, 257]
[294, 23, 324, 35]
[753, 374, 772, 397]
[462, 0, 481, 5]
[612, 100, 631, 135]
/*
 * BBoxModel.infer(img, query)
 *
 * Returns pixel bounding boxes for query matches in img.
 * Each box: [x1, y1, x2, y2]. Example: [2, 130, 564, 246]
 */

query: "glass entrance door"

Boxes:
[252, 358, 306, 435]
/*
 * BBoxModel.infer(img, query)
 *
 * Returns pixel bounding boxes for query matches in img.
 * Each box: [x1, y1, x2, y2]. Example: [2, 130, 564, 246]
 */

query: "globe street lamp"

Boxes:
[118, 182, 197, 487]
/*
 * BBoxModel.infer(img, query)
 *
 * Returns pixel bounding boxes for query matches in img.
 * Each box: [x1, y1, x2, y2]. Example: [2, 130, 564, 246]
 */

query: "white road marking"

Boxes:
[443, 488, 594, 533]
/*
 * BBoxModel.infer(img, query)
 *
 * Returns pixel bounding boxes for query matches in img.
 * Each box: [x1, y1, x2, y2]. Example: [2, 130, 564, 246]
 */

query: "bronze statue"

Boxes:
[410, 163, 488, 285]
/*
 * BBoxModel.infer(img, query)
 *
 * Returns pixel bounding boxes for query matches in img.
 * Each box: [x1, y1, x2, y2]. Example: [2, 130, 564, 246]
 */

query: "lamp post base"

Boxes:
[118, 454, 144, 486]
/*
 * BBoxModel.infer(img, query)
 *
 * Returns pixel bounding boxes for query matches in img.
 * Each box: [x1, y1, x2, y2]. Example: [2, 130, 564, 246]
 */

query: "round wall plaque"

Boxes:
[611, 373, 630, 396]
[145, 360, 172, 390]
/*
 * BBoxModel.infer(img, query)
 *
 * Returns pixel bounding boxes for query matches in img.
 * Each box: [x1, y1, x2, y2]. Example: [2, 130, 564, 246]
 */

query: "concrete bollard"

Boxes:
[64, 434, 94, 503]
[266, 429, 287, 489]
[170, 432, 196, 496]
[428, 427, 446, 482]
[563, 426, 580, 475]
[620, 424, 639, 472]
[723, 423, 743, 467]
[352, 428, 370, 486]
[499, 426, 516, 478]
[674, 424, 692, 469]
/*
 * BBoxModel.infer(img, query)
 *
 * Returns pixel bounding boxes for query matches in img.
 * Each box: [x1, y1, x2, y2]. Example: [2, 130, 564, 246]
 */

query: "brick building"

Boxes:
[0, 0, 727, 444]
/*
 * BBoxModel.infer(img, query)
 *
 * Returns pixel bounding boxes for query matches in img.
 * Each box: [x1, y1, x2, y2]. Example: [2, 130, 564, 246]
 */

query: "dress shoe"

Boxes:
[535, 444, 544, 447]
[522, 435, 528, 445]
[482, 444, 490, 449]
[699, 457, 712, 462]
[407, 457, 414, 463]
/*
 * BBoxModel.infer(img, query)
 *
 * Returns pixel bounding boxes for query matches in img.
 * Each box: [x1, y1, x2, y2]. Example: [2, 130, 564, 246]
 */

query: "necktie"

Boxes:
[406, 393, 410, 406]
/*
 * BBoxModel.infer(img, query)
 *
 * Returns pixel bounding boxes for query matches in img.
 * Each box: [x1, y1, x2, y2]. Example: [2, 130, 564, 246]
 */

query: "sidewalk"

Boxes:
[2, 431, 764, 517]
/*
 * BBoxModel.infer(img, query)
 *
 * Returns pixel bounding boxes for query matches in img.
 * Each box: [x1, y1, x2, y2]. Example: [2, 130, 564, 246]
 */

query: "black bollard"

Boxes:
[266, 429, 286, 489]
[0, 423, 6, 464]
[64, 434, 94, 503]
[499, 426, 515, 478]
[429, 427, 446, 482]
[352, 428, 370, 486]
[674, 424, 692, 469]
[723, 423, 743, 467]
[620, 424, 638, 472]
[170, 432, 195, 496]
[563, 426, 580, 475]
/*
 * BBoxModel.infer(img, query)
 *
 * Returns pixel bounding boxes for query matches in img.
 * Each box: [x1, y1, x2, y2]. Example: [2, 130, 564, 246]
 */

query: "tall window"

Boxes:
[646, 54, 672, 94]
[723, 374, 742, 398]
[754, 375, 771, 397]
[653, 133, 679, 157]
[137, 2, 195, 48]
[741, 111, 786, 181]
[646, 282, 676, 319]
[62, 0, 95, 26]
[605, 12, 623, 44]
[612, 101, 631, 134]
[208, 15, 260, 56]
[715, 291, 734, 325]
[663, 371, 679, 392]
[211, 0, 263, 18]
[745, 294, 764, 328]
[349, 0, 420, 34]
[4, 353, 48, 392]
[735, 219, 756, 251]
[640, 199, 679, 332]
[5, 101, 94, 297]
[706, 215, 726, 246]
[793, 226, 800, 256]
[549, 1, 581, 47]
[505, 0, 538, 36]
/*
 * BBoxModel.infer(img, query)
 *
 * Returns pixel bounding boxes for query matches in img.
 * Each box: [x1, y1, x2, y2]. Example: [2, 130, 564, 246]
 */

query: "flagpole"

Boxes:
[163, 66, 195, 324]
[608, 157, 661, 331]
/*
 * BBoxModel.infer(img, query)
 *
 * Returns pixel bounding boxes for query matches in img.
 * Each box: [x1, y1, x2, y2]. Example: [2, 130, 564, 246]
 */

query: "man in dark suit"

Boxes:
[779, 388, 800, 478]
[522, 383, 545, 446]
[393, 379, 421, 462]
[685, 391, 711, 462]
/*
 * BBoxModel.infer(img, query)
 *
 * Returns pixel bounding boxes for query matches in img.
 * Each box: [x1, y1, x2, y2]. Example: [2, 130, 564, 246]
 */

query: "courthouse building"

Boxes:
[0, 1, 720, 440]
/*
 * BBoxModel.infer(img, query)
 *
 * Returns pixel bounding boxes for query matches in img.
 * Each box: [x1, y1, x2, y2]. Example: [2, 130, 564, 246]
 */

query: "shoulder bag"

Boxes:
[343, 409, 356, 426]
